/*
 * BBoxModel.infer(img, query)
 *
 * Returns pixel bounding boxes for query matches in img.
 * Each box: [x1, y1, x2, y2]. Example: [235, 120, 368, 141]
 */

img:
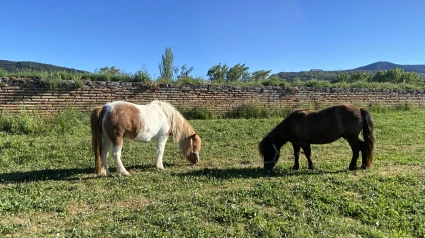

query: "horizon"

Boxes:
[2, 59, 425, 75]
[1, 0, 424, 78]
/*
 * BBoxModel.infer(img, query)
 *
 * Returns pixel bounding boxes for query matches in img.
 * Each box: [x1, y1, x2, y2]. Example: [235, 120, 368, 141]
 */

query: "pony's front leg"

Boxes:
[291, 142, 301, 170]
[154, 135, 168, 170]
[112, 138, 131, 176]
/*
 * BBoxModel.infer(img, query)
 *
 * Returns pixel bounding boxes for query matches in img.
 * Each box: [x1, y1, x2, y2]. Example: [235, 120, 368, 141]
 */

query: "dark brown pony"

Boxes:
[259, 104, 375, 171]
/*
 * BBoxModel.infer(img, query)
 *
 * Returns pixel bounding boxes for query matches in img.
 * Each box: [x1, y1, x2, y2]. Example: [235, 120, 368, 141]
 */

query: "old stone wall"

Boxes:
[1, 78, 424, 116]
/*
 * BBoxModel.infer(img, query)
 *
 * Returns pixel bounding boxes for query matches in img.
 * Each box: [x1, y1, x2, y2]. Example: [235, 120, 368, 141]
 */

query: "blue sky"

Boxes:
[1, 0, 424, 78]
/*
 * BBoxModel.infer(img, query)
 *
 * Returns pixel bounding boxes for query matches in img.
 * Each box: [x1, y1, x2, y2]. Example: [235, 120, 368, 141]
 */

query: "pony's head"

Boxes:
[185, 133, 201, 164]
[259, 136, 280, 171]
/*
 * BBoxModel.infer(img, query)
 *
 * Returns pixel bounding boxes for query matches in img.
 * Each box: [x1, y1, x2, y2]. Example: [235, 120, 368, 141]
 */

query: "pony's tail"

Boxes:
[91, 107, 103, 174]
[361, 108, 375, 168]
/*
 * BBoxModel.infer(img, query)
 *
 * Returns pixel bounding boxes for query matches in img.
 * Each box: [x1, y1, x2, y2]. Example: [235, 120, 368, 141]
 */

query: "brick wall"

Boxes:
[1, 78, 425, 116]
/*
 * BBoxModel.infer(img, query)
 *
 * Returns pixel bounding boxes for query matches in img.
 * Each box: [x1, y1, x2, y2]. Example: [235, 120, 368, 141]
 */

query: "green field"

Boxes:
[0, 109, 424, 237]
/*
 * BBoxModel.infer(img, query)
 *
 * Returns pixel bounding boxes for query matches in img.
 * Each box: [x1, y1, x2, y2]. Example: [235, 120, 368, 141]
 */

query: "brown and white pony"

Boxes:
[91, 100, 201, 176]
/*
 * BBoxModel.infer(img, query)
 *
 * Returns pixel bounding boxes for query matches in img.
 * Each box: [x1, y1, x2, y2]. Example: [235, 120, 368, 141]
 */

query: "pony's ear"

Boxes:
[191, 133, 197, 139]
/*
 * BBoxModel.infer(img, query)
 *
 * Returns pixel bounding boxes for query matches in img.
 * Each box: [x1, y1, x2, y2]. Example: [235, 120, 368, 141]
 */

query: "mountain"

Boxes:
[352, 61, 425, 73]
[0, 60, 88, 73]
[274, 61, 425, 82]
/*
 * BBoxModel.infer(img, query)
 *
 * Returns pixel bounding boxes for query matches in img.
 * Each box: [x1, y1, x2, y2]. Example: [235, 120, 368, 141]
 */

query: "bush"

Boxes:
[51, 108, 87, 135]
[303, 79, 331, 88]
[0, 111, 46, 134]
[180, 107, 215, 120]
[0, 108, 87, 135]
[225, 103, 292, 119]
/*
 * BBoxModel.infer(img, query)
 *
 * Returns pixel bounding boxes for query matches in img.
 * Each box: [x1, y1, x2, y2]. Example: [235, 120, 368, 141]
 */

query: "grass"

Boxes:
[0, 109, 424, 237]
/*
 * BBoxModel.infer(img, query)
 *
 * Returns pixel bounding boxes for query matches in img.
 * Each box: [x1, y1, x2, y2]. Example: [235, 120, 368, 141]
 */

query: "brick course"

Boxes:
[1, 78, 424, 116]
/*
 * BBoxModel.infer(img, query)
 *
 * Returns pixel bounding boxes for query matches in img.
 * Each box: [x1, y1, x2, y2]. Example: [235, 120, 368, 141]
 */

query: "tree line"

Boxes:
[1, 47, 424, 87]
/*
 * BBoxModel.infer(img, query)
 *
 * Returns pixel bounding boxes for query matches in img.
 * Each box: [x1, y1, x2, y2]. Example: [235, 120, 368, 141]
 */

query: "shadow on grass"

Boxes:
[175, 166, 349, 179]
[0, 164, 165, 184]
[0, 167, 93, 184]
[0, 163, 350, 183]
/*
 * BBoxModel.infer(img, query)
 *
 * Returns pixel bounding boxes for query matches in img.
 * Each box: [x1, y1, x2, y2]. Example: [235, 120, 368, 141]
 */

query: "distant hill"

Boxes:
[352, 61, 425, 73]
[0, 60, 88, 73]
[274, 61, 425, 82]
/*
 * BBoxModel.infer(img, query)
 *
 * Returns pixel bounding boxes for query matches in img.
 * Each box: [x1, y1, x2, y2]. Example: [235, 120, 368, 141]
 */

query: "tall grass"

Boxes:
[179, 107, 215, 120]
[226, 103, 294, 119]
[0, 104, 418, 136]
[0, 108, 87, 135]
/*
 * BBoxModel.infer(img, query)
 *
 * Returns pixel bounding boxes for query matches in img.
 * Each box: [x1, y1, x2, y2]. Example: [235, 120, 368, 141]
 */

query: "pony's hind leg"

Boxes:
[100, 136, 112, 176]
[112, 137, 131, 176]
[154, 135, 168, 170]
[360, 139, 368, 169]
[301, 143, 314, 170]
[347, 138, 361, 170]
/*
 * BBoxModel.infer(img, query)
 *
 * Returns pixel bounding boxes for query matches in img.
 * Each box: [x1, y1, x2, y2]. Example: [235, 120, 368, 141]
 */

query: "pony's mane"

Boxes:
[267, 110, 299, 137]
[149, 100, 195, 155]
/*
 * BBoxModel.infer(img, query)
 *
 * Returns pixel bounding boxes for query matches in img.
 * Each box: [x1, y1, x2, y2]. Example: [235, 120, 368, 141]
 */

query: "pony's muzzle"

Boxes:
[186, 151, 200, 164]
[264, 162, 276, 171]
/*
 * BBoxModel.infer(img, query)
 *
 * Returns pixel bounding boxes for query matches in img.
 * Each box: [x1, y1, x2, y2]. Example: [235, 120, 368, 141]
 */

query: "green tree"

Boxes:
[386, 68, 403, 83]
[158, 47, 175, 82]
[350, 71, 370, 82]
[177, 64, 194, 79]
[400, 71, 423, 85]
[207, 63, 228, 82]
[226, 63, 250, 83]
[133, 65, 151, 82]
[97, 66, 122, 76]
[94, 66, 125, 81]
[370, 70, 387, 83]
[250, 70, 272, 82]
[334, 72, 350, 83]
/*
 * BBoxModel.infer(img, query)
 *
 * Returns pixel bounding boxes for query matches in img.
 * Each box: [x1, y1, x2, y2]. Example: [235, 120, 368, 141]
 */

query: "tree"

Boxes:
[226, 63, 250, 83]
[250, 70, 272, 81]
[207, 63, 228, 82]
[158, 47, 175, 82]
[334, 72, 350, 83]
[386, 68, 403, 83]
[177, 64, 194, 79]
[133, 64, 151, 83]
[370, 70, 387, 83]
[350, 71, 370, 82]
[97, 66, 122, 76]
[400, 71, 423, 85]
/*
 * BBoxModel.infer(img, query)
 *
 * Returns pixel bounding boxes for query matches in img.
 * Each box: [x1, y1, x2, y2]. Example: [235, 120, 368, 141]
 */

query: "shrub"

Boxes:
[0, 111, 46, 134]
[51, 108, 87, 135]
[180, 107, 215, 120]
[225, 103, 292, 119]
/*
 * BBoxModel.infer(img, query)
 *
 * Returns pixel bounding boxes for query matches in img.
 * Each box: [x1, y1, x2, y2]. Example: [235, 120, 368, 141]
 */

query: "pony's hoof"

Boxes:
[156, 166, 166, 170]
[96, 170, 110, 177]
[308, 166, 315, 170]
[292, 166, 299, 170]
[117, 171, 131, 176]
[348, 165, 358, 171]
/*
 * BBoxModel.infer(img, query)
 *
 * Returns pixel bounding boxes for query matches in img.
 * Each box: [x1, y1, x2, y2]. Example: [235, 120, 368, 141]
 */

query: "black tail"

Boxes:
[360, 108, 375, 168]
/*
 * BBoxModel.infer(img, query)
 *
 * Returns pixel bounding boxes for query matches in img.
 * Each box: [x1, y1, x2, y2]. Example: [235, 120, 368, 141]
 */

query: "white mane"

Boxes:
[149, 100, 195, 155]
